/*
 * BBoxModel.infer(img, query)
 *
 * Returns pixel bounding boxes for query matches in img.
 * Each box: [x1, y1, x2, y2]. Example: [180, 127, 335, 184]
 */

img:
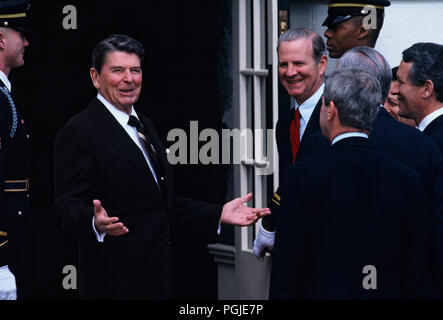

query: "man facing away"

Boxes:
[270, 68, 428, 299]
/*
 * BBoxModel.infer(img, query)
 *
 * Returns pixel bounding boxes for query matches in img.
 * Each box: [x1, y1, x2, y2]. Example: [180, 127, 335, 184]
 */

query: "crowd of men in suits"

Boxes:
[254, 0, 443, 299]
[2, 0, 443, 300]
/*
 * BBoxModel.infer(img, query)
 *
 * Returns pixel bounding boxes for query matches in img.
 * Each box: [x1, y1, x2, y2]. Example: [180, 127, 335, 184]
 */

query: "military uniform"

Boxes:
[0, 77, 32, 299]
[0, 0, 33, 300]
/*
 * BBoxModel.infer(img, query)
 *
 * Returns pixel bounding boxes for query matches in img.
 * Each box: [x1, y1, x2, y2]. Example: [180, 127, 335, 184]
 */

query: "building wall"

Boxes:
[288, 0, 443, 73]
[377, 0, 443, 68]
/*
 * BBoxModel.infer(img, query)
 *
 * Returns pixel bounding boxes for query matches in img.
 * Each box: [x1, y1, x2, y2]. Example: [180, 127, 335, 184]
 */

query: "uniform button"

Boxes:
[26, 134, 30, 139]
[27, 194, 30, 198]
[160, 176, 165, 181]
[18, 211, 23, 216]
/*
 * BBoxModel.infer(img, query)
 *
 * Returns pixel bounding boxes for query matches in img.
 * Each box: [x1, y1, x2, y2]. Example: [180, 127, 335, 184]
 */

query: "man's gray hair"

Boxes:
[277, 27, 326, 63]
[324, 68, 381, 131]
[338, 46, 391, 103]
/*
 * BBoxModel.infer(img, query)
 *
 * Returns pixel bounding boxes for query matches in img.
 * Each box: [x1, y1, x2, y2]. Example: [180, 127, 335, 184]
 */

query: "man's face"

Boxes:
[384, 80, 416, 126]
[278, 38, 327, 105]
[90, 51, 142, 113]
[4, 28, 28, 70]
[391, 60, 422, 122]
[324, 18, 362, 59]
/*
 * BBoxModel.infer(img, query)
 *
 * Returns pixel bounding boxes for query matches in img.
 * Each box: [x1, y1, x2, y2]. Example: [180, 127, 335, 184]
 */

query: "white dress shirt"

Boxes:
[418, 107, 443, 132]
[0, 70, 11, 91]
[294, 83, 324, 141]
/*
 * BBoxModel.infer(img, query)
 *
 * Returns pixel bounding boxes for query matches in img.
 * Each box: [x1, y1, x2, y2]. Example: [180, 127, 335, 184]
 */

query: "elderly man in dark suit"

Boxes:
[392, 42, 443, 151]
[0, 0, 33, 300]
[270, 68, 428, 299]
[53, 34, 270, 300]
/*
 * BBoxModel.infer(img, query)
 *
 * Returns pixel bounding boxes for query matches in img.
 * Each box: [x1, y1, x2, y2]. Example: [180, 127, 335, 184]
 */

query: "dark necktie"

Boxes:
[289, 108, 301, 163]
[127, 115, 165, 189]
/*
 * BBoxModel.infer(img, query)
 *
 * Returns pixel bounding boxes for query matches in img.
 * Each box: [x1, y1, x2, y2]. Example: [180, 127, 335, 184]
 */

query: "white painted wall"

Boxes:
[376, 0, 443, 68]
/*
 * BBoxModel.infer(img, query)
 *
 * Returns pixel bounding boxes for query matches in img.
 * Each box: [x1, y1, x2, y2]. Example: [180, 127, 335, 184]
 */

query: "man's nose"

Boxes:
[324, 28, 332, 39]
[390, 82, 399, 94]
[122, 70, 134, 82]
[286, 64, 297, 77]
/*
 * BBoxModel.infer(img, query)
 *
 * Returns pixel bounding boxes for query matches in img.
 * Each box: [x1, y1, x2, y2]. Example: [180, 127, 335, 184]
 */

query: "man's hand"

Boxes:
[220, 193, 271, 226]
[253, 220, 275, 260]
[0, 265, 16, 300]
[93, 200, 129, 236]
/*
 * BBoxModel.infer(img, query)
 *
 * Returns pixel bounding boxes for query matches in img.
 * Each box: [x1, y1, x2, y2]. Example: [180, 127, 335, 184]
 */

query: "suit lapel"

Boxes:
[88, 99, 164, 201]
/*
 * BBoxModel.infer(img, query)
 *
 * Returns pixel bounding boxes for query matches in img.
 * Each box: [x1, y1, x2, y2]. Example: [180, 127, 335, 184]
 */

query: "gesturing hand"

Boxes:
[93, 199, 129, 236]
[220, 193, 271, 226]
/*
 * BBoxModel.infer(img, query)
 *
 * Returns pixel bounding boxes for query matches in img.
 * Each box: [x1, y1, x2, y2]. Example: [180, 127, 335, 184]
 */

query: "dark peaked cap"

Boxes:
[0, 0, 33, 34]
[323, 0, 391, 28]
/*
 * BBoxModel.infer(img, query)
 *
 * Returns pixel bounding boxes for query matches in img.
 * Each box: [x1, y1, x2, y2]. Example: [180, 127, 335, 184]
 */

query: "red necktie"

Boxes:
[289, 108, 301, 163]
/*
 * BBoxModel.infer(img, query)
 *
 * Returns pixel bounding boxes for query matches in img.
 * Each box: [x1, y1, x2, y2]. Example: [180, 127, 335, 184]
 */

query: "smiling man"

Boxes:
[323, 0, 391, 59]
[393, 42, 443, 151]
[53, 34, 270, 299]
[253, 28, 328, 259]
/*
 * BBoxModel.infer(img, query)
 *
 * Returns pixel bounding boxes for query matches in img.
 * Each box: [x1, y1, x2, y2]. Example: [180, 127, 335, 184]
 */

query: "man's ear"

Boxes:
[357, 24, 371, 41]
[422, 79, 435, 99]
[318, 54, 328, 76]
[90, 68, 100, 90]
[328, 101, 338, 121]
[0, 30, 7, 49]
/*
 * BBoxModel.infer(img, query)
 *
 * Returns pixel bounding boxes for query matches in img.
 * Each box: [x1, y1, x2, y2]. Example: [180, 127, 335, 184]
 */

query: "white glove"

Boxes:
[0, 265, 17, 300]
[253, 220, 275, 260]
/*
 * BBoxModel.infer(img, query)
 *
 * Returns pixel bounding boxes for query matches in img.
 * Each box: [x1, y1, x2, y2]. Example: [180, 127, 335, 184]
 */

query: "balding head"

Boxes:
[337, 46, 391, 104]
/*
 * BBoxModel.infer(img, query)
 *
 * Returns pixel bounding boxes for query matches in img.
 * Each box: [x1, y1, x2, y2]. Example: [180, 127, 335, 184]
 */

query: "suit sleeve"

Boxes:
[172, 196, 222, 243]
[53, 122, 97, 244]
[269, 163, 313, 299]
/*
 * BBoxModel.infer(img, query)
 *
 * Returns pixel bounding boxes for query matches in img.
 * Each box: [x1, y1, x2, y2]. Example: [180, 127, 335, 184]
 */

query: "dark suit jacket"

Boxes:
[424, 114, 443, 153]
[276, 97, 325, 182]
[54, 98, 222, 299]
[0, 79, 32, 299]
[371, 108, 443, 299]
[269, 98, 328, 223]
[270, 137, 429, 299]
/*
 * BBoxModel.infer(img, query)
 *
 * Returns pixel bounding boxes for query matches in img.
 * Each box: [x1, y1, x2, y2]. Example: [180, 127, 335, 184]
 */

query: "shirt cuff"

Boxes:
[92, 216, 106, 243]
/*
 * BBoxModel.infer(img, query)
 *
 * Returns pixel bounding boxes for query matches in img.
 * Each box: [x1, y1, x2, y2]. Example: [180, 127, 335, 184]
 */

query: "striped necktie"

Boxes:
[127, 115, 166, 189]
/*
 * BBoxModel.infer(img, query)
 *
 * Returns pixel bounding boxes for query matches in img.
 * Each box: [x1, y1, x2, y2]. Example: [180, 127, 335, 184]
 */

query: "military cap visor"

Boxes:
[322, 1, 391, 28]
[0, 0, 33, 35]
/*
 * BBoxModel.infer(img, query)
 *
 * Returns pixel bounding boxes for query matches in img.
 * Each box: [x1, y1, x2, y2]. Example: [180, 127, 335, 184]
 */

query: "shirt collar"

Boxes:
[418, 107, 443, 132]
[332, 132, 369, 145]
[295, 83, 324, 123]
[97, 93, 138, 127]
[0, 70, 11, 92]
